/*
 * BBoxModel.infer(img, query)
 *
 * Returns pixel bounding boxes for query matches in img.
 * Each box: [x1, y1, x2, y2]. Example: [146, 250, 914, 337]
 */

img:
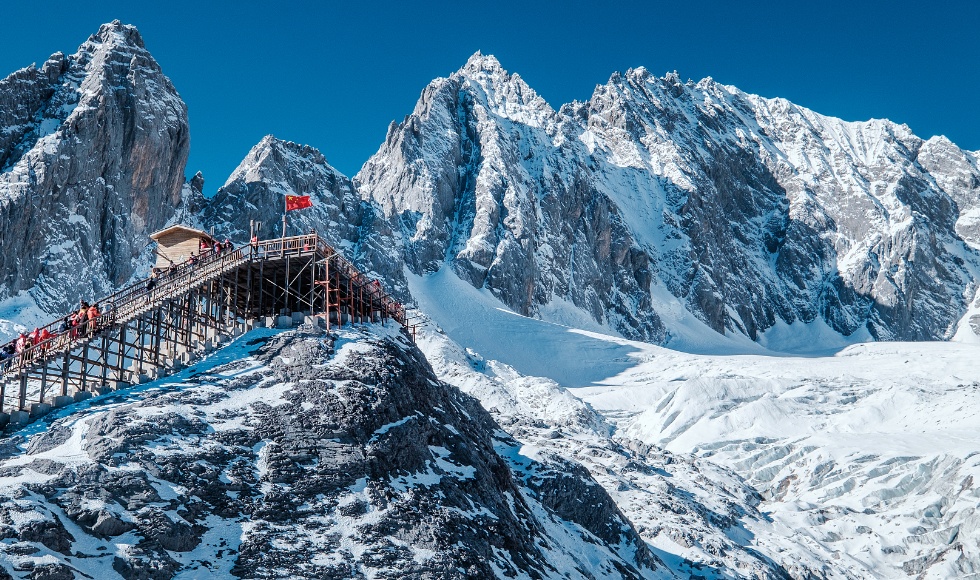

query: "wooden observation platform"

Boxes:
[0, 232, 410, 426]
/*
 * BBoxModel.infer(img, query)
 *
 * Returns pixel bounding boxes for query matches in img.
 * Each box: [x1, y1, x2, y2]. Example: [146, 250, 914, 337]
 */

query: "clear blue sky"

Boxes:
[2, 1, 978, 193]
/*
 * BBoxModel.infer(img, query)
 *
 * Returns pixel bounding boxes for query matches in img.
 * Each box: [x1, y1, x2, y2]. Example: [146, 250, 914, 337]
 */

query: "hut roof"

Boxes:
[150, 225, 216, 243]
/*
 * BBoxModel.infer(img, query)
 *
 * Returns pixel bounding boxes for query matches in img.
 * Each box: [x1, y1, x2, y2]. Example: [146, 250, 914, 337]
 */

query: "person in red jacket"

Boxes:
[87, 304, 100, 334]
[68, 312, 80, 338]
[38, 327, 52, 354]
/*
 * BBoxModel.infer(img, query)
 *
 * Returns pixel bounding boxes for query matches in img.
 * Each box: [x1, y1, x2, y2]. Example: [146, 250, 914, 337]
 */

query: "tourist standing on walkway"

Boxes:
[77, 302, 90, 336]
[87, 303, 100, 334]
[146, 270, 159, 293]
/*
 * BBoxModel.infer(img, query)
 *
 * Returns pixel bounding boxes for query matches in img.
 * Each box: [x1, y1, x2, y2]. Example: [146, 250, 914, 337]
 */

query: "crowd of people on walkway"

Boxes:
[197, 238, 234, 261]
[177, 238, 235, 270]
[0, 299, 106, 373]
[0, 230, 409, 376]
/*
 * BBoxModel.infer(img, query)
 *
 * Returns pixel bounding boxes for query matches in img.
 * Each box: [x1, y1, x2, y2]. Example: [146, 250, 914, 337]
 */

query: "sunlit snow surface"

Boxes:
[412, 268, 980, 578]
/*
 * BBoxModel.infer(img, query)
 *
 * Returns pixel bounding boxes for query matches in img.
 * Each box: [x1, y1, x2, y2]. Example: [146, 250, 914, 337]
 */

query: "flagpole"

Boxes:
[282, 195, 287, 239]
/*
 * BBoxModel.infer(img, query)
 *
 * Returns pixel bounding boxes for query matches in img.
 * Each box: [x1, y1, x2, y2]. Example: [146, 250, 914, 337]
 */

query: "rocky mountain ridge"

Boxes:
[3, 26, 979, 347]
[0, 326, 665, 579]
[354, 53, 980, 344]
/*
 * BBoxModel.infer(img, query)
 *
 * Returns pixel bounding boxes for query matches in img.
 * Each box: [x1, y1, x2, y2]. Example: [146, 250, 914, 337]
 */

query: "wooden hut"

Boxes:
[149, 225, 216, 271]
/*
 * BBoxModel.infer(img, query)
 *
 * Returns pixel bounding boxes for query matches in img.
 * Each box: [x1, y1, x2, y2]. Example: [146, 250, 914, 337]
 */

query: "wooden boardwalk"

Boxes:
[0, 234, 410, 425]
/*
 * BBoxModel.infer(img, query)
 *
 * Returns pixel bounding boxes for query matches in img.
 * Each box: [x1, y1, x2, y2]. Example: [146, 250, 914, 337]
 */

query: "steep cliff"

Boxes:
[0, 21, 188, 314]
[357, 54, 665, 341]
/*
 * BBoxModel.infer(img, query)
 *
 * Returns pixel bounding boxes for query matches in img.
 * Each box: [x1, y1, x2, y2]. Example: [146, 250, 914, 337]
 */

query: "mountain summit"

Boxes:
[0, 20, 188, 313]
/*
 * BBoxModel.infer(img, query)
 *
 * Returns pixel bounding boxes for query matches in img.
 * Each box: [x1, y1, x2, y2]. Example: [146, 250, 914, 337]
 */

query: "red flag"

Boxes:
[285, 195, 313, 211]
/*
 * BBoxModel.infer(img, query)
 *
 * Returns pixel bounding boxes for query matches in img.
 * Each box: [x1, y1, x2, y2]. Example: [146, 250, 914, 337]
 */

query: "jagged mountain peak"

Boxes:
[358, 50, 980, 343]
[218, 135, 348, 213]
[203, 134, 408, 298]
[0, 20, 189, 314]
[223, 134, 337, 190]
[86, 19, 146, 50]
[450, 52, 555, 126]
[463, 50, 504, 74]
[72, 21, 160, 81]
[253, 133, 324, 157]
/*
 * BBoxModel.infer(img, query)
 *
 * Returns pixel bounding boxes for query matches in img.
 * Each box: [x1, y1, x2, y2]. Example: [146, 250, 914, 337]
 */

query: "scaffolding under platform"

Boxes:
[0, 234, 413, 424]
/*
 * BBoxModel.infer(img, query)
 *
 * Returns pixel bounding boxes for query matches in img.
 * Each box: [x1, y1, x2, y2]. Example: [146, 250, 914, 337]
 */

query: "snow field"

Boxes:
[410, 265, 980, 578]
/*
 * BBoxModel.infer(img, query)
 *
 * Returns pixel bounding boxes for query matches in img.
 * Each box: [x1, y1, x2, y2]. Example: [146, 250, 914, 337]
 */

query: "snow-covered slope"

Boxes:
[577, 340, 980, 578]
[358, 54, 980, 346]
[414, 320, 839, 578]
[0, 325, 666, 579]
[410, 271, 980, 578]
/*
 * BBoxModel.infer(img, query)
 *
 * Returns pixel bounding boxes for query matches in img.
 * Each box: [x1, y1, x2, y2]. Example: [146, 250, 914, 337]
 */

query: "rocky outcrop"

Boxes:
[202, 136, 408, 299]
[0, 20, 188, 314]
[0, 326, 661, 579]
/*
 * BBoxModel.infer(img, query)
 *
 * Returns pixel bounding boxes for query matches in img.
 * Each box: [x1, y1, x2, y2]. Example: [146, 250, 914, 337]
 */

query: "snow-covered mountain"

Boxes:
[356, 54, 667, 342]
[4, 21, 980, 580]
[357, 53, 980, 344]
[201, 136, 408, 298]
[0, 21, 188, 315]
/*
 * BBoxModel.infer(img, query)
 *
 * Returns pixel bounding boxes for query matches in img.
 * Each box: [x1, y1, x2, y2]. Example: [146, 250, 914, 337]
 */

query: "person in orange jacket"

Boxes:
[37, 327, 52, 353]
[87, 304, 100, 334]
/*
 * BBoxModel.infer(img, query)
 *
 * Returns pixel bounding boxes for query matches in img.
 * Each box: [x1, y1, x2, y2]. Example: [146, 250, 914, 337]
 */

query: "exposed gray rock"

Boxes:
[357, 54, 664, 341]
[0, 20, 189, 314]
[356, 54, 980, 343]
[0, 327, 661, 579]
[201, 136, 408, 299]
